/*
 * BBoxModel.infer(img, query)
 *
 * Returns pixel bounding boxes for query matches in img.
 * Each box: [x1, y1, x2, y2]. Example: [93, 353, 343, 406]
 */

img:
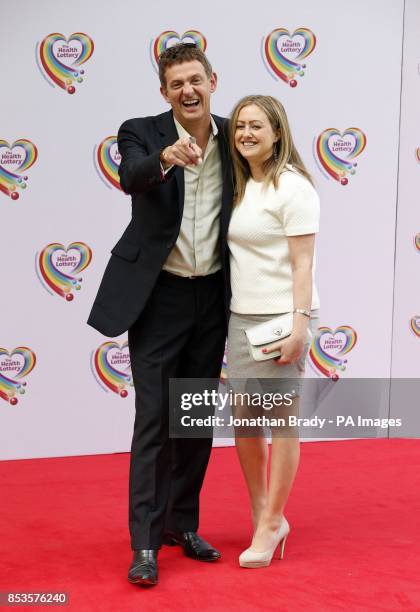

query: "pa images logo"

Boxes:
[37, 32, 94, 94]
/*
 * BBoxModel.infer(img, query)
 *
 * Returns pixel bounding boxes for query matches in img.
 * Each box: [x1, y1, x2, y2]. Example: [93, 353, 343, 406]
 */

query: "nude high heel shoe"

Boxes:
[239, 517, 290, 568]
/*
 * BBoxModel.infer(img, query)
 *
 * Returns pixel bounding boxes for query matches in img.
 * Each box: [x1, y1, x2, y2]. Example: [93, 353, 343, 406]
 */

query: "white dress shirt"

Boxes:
[163, 116, 223, 277]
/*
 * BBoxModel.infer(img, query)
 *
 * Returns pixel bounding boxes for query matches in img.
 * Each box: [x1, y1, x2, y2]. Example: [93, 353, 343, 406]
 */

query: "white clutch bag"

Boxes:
[244, 313, 312, 362]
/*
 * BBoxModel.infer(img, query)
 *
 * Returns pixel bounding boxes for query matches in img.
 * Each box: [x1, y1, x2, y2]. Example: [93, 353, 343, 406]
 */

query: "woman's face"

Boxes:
[234, 104, 279, 166]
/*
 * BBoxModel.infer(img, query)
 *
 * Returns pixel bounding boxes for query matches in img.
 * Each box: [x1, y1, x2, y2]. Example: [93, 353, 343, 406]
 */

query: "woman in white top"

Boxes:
[227, 95, 320, 568]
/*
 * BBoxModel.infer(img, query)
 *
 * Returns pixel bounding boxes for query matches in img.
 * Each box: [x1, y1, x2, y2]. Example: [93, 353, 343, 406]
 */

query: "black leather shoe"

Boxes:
[163, 531, 221, 561]
[128, 550, 158, 586]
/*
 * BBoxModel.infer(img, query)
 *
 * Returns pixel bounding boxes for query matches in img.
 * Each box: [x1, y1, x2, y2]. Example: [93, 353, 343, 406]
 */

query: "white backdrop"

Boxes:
[389, 0, 420, 434]
[391, 0, 420, 376]
[0, 0, 408, 459]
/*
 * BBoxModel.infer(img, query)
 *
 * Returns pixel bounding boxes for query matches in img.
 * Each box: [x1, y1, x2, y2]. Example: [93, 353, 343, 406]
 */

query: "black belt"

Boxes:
[159, 269, 221, 281]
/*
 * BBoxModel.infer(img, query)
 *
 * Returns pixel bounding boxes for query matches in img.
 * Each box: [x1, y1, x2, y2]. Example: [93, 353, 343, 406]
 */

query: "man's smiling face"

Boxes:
[160, 60, 217, 126]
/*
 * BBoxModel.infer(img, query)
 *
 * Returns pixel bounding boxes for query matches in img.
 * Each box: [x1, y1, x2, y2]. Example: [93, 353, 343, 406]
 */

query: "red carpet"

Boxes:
[0, 440, 419, 611]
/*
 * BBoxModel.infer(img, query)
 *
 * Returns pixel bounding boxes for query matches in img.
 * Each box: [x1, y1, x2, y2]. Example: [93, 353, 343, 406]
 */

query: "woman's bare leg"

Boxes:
[235, 435, 268, 528]
[249, 399, 300, 551]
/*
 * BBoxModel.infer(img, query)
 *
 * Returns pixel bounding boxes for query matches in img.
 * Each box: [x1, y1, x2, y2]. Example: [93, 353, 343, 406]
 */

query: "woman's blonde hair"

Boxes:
[229, 95, 313, 204]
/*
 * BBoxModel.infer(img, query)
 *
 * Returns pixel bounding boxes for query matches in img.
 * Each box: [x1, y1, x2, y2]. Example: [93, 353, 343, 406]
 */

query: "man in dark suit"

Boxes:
[88, 43, 233, 586]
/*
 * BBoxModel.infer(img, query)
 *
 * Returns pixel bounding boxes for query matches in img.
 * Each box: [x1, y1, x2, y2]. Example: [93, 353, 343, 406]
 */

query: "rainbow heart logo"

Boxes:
[36, 242, 92, 301]
[150, 30, 207, 71]
[37, 32, 94, 94]
[414, 234, 420, 252]
[91, 341, 133, 398]
[314, 128, 367, 185]
[262, 27, 316, 87]
[0, 347, 36, 405]
[309, 326, 358, 380]
[94, 136, 122, 190]
[0, 139, 38, 200]
[410, 317, 420, 338]
[415, 147, 420, 164]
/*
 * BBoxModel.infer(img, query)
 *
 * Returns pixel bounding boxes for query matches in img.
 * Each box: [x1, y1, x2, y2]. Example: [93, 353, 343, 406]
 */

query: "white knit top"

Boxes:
[227, 167, 320, 314]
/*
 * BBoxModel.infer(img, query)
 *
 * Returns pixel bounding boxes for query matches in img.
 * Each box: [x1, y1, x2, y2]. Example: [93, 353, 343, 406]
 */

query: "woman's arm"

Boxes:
[263, 233, 315, 365]
[289, 233, 315, 340]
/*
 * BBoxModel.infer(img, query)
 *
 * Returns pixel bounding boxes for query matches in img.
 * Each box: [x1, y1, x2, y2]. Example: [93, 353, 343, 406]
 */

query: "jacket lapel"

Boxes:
[157, 110, 185, 215]
[157, 111, 233, 232]
[213, 115, 233, 241]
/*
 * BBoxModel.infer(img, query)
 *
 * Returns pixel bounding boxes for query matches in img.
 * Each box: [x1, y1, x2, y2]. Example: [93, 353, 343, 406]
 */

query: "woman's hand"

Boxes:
[262, 333, 306, 366]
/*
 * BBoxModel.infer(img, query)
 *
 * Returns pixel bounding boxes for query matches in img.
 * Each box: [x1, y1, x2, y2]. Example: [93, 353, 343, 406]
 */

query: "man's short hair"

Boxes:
[158, 43, 213, 87]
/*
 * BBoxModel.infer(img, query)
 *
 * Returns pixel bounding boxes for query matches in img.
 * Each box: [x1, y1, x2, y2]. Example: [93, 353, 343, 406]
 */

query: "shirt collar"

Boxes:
[174, 115, 218, 140]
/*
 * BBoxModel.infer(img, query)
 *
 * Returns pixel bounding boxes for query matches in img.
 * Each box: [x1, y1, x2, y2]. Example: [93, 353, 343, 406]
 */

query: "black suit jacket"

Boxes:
[87, 110, 233, 337]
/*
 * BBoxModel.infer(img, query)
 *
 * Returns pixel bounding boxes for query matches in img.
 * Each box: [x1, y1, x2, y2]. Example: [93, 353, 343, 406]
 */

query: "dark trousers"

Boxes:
[128, 270, 226, 550]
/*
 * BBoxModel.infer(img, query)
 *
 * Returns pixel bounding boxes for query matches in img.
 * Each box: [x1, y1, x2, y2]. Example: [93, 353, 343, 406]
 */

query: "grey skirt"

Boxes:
[227, 311, 319, 397]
